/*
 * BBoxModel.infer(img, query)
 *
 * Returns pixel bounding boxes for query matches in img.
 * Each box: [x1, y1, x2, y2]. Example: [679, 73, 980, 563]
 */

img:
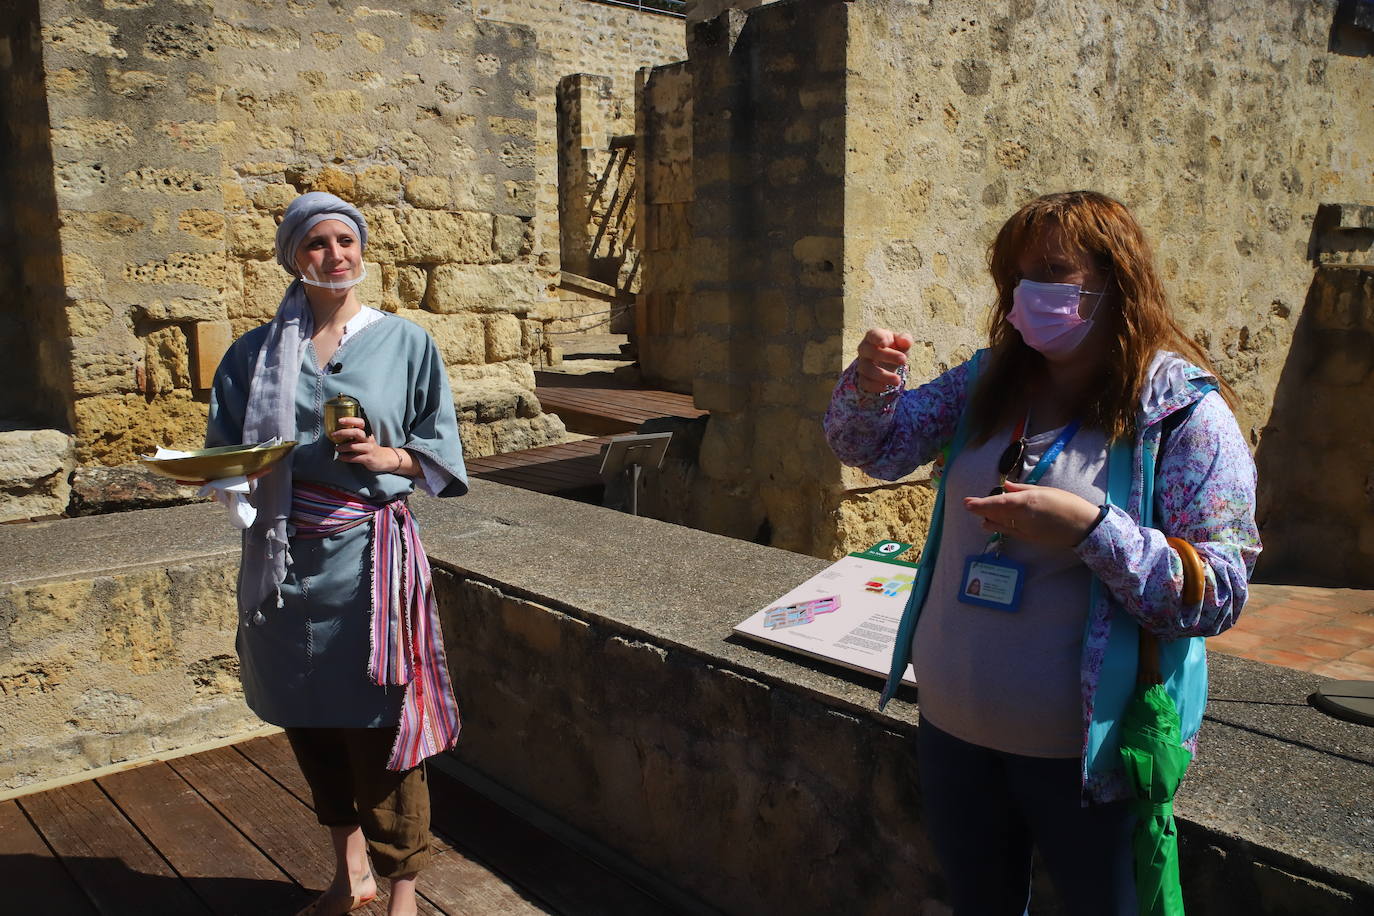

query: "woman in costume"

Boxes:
[824, 191, 1259, 914]
[207, 191, 468, 916]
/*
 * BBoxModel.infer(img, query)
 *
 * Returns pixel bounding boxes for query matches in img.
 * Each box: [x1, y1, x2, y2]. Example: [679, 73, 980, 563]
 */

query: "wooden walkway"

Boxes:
[2, 733, 674, 916]
[533, 374, 705, 438]
[464, 375, 704, 499]
[466, 438, 612, 497]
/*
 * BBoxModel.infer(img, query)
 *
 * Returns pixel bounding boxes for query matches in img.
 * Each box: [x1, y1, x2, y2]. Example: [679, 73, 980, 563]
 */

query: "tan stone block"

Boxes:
[48, 68, 93, 94]
[832, 484, 937, 559]
[355, 30, 384, 53]
[53, 118, 135, 151]
[123, 251, 228, 290]
[353, 166, 402, 204]
[73, 391, 208, 464]
[485, 314, 524, 362]
[252, 184, 297, 212]
[158, 120, 235, 153]
[458, 420, 494, 458]
[43, 17, 127, 59]
[405, 310, 485, 365]
[228, 211, 275, 258]
[107, 68, 166, 99]
[0, 430, 76, 524]
[221, 181, 249, 210]
[699, 416, 751, 483]
[234, 160, 290, 178]
[405, 177, 451, 209]
[135, 297, 228, 323]
[762, 343, 792, 377]
[309, 166, 356, 199]
[488, 116, 536, 141]
[69, 299, 114, 336]
[923, 284, 963, 325]
[803, 338, 840, 376]
[235, 260, 289, 320]
[63, 253, 104, 296]
[312, 31, 343, 51]
[71, 338, 138, 396]
[356, 259, 384, 310]
[402, 211, 492, 264]
[122, 167, 217, 194]
[494, 215, 533, 262]
[189, 320, 232, 390]
[452, 359, 536, 390]
[144, 325, 190, 395]
[359, 205, 405, 256]
[102, 579, 176, 675]
[60, 209, 143, 236]
[397, 265, 428, 307]
[177, 208, 225, 240]
[424, 264, 541, 315]
[8, 580, 91, 643]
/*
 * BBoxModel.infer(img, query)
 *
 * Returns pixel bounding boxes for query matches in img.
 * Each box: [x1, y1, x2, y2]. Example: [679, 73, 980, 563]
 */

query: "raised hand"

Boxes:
[855, 327, 914, 393]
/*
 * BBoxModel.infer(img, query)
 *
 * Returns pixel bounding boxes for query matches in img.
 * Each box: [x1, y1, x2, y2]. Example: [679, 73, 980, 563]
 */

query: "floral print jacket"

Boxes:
[823, 351, 1261, 801]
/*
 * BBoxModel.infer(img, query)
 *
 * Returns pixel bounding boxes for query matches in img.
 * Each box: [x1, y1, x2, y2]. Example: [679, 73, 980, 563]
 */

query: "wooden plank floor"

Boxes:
[466, 437, 613, 496]
[3, 733, 677, 916]
[534, 375, 705, 437]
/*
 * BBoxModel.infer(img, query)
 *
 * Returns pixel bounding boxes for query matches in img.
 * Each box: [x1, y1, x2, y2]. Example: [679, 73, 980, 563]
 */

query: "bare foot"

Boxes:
[295, 872, 378, 916]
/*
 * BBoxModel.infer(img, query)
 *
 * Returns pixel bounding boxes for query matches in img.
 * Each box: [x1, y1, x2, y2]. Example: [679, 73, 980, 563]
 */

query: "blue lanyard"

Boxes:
[985, 418, 1082, 553]
[1022, 419, 1081, 485]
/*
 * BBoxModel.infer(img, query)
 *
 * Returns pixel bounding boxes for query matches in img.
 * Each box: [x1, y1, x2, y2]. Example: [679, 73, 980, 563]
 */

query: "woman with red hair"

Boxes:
[825, 191, 1259, 913]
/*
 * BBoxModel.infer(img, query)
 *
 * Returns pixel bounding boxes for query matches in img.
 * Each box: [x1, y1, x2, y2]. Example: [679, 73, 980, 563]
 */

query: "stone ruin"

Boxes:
[2, 0, 1373, 587]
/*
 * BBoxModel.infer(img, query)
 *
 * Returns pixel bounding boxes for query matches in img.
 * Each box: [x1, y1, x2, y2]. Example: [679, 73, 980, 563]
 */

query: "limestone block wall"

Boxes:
[635, 59, 694, 392]
[838, 0, 1374, 550]
[635, 0, 1372, 563]
[0, 506, 251, 793]
[4, 0, 567, 466]
[476, 0, 684, 285]
[0, 1, 73, 430]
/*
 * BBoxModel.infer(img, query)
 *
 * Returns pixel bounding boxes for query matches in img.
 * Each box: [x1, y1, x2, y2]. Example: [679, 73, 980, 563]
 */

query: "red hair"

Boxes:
[966, 190, 1232, 443]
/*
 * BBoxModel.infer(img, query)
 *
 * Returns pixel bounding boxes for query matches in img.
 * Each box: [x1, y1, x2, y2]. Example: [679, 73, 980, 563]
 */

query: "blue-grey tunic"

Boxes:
[207, 313, 467, 728]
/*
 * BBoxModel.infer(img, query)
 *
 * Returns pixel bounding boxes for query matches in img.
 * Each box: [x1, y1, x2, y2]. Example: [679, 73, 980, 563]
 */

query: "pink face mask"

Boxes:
[1007, 279, 1106, 358]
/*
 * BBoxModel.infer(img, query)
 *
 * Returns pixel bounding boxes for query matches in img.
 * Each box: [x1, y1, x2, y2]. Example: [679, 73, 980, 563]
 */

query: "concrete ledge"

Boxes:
[420, 482, 1374, 915]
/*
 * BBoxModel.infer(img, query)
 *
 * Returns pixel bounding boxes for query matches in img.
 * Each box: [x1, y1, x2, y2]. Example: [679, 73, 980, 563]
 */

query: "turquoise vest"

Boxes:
[877, 352, 1215, 783]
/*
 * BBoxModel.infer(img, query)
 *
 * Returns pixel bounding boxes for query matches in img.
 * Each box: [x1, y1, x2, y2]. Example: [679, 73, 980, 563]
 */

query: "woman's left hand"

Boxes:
[329, 416, 403, 473]
[963, 481, 1102, 548]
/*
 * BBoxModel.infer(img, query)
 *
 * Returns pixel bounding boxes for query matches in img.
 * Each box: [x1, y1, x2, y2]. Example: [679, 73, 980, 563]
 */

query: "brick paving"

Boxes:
[1211, 583, 1374, 680]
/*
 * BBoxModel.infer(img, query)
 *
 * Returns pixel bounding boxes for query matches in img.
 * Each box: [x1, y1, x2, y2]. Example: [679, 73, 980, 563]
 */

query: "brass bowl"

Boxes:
[141, 441, 297, 481]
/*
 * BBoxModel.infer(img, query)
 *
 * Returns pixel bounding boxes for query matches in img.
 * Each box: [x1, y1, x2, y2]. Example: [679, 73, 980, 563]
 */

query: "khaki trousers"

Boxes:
[284, 727, 432, 878]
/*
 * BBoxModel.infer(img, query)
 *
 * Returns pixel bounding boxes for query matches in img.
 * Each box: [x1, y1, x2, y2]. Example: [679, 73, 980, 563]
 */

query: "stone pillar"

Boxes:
[680, 1, 854, 555]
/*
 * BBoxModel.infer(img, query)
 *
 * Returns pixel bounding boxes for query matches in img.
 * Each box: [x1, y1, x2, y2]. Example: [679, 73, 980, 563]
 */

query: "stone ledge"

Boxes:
[415, 481, 1374, 912]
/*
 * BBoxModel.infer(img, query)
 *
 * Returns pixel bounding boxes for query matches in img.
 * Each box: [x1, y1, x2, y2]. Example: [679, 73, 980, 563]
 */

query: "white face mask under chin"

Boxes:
[300, 263, 367, 290]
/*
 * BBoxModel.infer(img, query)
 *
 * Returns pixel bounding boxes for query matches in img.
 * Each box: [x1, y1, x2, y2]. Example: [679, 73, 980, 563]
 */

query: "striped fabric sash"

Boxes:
[290, 481, 461, 770]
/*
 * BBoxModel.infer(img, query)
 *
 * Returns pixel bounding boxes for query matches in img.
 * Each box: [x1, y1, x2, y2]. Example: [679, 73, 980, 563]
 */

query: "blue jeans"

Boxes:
[917, 718, 1137, 916]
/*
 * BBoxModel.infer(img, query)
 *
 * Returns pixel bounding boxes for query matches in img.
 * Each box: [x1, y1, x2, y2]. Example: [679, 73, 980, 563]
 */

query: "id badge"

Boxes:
[957, 553, 1025, 612]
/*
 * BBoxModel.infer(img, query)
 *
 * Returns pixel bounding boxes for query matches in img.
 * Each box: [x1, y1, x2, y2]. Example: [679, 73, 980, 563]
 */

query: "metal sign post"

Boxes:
[598, 431, 672, 516]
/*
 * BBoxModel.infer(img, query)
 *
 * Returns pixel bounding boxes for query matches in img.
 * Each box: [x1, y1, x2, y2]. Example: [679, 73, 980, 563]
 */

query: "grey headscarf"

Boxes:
[239, 192, 369, 622]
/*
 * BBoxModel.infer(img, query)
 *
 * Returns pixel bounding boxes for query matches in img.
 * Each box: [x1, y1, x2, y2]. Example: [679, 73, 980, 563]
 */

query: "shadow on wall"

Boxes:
[1254, 266, 1374, 587]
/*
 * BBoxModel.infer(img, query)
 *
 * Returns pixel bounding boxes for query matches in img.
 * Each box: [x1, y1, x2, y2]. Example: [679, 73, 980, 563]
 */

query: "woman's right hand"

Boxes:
[855, 328, 913, 393]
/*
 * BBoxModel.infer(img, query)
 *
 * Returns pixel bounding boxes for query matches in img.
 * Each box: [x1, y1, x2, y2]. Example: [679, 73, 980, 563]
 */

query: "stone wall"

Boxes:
[0, 0, 77, 430]
[4, 488, 1370, 912]
[3, 0, 566, 467]
[634, 0, 1373, 563]
[0, 505, 252, 792]
[838, 0, 1374, 551]
[635, 59, 694, 391]
[475, 0, 684, 299]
